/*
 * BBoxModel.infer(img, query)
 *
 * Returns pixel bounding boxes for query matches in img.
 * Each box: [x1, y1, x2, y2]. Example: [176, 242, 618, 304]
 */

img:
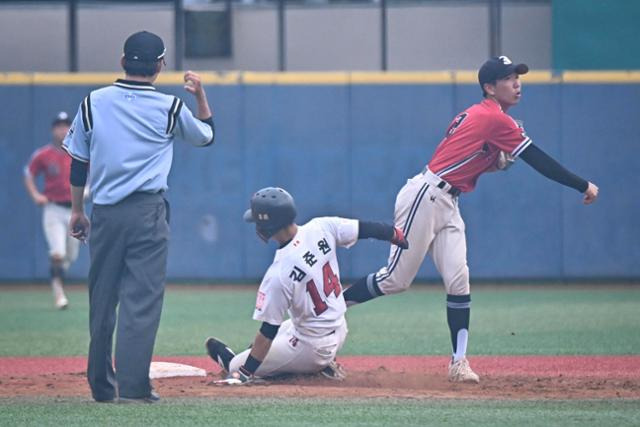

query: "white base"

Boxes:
[149, 362, 207, 379]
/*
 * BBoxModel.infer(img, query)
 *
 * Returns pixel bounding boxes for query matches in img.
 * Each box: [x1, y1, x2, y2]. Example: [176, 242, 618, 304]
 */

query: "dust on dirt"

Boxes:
[1, 356, 639, 401]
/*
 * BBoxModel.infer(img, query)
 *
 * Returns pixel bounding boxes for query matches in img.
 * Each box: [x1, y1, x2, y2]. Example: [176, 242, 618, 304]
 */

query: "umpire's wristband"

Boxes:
[241, 355, 262, 375]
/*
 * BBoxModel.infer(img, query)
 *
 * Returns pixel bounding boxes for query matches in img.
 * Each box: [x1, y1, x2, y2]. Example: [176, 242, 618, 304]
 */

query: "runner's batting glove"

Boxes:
[391, 227, 409, 249]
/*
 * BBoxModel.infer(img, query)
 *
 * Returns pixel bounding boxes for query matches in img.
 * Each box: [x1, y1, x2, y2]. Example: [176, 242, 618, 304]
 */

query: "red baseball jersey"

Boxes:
[25, 144, 72, 203]
[427, 99, 532, 193]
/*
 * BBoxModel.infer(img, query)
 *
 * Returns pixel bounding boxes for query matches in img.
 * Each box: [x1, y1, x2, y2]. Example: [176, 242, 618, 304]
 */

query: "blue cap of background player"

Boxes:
[52, 111, 71, 127]
[123, 31, 166, 62]
[478, 56, 529, 88]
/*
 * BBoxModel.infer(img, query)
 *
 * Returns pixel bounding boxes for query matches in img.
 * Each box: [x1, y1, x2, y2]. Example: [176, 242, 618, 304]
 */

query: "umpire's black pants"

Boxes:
[87, 192, 169, 401]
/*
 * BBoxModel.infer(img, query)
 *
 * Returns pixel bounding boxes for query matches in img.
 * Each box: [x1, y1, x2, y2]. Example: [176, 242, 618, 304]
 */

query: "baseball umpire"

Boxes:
[24, 112, 79, 309]
[63, 31, 215, 403]
[206, 187, 408, 384]
[344, 56, 599, 383]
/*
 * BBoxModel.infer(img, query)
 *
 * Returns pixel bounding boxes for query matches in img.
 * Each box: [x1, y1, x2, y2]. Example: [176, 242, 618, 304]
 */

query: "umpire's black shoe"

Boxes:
[205, 336, 235, 372]
[118, 390, 161, 404]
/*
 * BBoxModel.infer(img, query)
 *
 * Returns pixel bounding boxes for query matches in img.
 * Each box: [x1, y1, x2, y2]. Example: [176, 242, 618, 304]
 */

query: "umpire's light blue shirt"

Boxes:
[63, 79, 214, 205]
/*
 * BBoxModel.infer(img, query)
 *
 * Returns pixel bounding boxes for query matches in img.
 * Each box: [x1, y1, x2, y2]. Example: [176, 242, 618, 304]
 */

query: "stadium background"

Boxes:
[1, 0, 638, 282]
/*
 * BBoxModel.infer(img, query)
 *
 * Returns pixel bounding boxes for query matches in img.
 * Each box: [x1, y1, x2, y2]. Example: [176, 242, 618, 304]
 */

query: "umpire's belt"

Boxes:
[422, 167, 461, 197]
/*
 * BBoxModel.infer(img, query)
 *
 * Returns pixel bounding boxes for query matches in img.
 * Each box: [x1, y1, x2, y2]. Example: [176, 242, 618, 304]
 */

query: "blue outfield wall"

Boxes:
[1, 79, 638, 281]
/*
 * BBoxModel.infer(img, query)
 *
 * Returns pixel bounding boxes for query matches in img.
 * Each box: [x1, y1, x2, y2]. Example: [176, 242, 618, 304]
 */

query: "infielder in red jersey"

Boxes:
[24, 112, 79, 310]
[344, 56, 599, 383]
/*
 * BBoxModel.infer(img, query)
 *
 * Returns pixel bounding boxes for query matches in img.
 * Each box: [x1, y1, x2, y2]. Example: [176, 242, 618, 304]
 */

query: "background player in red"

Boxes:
[344, 56, 599, 383]
[24, 112, 80, 309]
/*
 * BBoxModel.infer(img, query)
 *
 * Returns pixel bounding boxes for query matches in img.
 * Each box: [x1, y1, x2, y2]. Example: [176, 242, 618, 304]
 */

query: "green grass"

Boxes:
[1, 285, 638, 426]
[0, 285, 638, 357]
[0, 398, 638, 427]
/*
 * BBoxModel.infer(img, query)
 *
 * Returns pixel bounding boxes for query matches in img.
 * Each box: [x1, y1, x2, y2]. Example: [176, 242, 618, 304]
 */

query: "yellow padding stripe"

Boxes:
[351, 71, 453, 84]
[0, 72, 242, 85]
[242, 72, 350, 84]
[562, 71, 640, 83]
[453, 71, 477, 83]
[242, 72, 456, 84]
[157, 72, 241, 85]
[0, 71, 639, 85]
[0, 73, 32, 84]
[522, 71, 560, 83]
[33, 73, 120, 84]
[454, 70, 559, 83]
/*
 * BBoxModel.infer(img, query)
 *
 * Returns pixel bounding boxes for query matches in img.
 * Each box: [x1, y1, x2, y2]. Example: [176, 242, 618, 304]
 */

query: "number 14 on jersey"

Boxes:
[306, 262, 341, 316]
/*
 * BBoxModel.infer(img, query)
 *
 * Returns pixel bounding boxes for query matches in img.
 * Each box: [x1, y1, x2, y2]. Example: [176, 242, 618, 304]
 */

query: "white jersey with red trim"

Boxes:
[252, 217, 358, 337]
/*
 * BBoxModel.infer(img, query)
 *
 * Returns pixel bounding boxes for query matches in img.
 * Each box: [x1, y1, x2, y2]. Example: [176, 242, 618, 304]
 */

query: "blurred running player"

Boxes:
[24, 112, 78, 309]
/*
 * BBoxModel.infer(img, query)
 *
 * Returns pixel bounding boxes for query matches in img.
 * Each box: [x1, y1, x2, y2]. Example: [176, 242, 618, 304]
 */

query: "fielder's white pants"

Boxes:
[229, 319, 348, 377]
[374, 169, 470, 296]
[43, 203, 79, 270]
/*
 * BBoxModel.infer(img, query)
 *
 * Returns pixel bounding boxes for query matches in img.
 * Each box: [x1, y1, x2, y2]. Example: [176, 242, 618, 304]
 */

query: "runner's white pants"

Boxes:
[229, 319, 348, 377]
[43, 203, 79, 270]
[374, 169, 470, 296]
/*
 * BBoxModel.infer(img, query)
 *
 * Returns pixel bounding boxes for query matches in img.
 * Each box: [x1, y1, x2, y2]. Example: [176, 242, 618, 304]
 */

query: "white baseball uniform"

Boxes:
[25, 144, 80, 270]
[229, 217, 358, 377]
[374, 98, 532, 297]
[43, 203, 79, 270]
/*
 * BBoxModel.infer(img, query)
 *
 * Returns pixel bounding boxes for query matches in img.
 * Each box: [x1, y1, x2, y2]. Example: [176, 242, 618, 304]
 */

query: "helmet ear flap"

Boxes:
[255, 228, 270, 243]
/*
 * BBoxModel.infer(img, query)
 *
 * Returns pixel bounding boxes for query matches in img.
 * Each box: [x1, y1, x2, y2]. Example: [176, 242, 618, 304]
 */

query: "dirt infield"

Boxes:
[1, 356, 639, 400]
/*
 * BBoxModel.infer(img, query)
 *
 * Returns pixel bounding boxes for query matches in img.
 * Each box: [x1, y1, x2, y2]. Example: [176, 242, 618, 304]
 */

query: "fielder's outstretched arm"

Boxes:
[519, 143, 599, 204]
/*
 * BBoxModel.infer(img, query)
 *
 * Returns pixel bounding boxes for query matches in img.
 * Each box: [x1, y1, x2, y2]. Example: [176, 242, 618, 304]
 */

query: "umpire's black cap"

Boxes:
[51, 111, 71, 127]
[478, 56, 529, 87]
[123, 31, 166, 62]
